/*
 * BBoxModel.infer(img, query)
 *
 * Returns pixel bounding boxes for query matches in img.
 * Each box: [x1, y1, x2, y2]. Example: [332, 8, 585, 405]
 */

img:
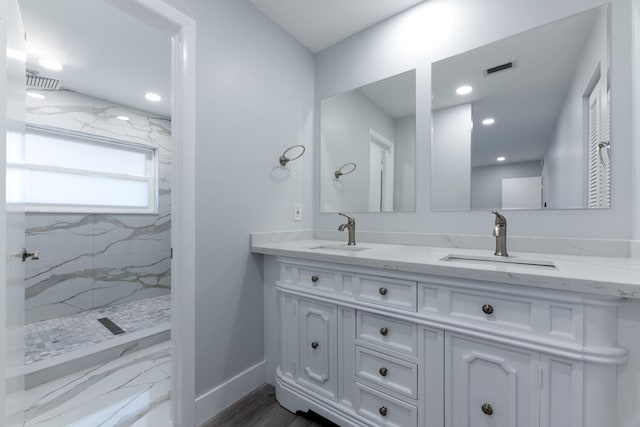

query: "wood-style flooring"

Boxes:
[203, 383, 340, 427]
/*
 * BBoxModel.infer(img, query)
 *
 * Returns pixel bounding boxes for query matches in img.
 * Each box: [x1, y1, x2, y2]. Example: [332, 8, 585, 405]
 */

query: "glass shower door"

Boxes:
[2, 0, 26, 425]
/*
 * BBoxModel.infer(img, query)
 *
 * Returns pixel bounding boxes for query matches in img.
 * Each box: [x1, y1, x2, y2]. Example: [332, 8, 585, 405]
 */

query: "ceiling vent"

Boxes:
[26, 69, 61, 90]
[484, 61, 515, 76]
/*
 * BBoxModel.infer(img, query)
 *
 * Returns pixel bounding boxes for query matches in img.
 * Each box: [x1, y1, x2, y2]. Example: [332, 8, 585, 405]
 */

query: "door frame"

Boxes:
[1, 0, 197, 425]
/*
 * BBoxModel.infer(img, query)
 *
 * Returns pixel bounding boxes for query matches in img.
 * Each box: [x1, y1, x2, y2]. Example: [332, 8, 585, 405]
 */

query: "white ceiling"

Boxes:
[250, 0, 426, 53]
[432, 8, 599, 168]
[19, 0, 171, 117]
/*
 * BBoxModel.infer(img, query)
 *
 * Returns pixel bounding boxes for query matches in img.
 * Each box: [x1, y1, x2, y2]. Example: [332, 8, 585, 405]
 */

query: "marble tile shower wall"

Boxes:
[24, 89, 171, 324]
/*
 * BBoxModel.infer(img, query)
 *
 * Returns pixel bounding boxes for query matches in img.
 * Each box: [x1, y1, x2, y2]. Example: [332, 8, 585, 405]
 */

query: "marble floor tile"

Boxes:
[25, 295, 170, 366]
[24, 342, 172, 427]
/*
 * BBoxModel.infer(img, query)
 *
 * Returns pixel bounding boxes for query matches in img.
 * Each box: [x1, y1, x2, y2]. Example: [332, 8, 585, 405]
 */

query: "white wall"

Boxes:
[320, 89, 394, 212]
[471, 161, 543, 210]
[393, 115, 416, 211]
[314, 0, 633, 239]
[544, 6, 608, 209]
[432, 104, 471, 210]
[163, 0, 314, 406]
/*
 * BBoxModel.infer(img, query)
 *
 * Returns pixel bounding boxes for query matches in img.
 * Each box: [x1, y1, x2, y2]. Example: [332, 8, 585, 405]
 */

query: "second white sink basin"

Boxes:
[309, 244, 370, 252]
[442, 254, 557, 270]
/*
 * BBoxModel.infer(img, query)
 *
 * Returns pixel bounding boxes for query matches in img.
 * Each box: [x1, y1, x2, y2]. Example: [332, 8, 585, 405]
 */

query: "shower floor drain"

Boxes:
[97, 317, 125, 335]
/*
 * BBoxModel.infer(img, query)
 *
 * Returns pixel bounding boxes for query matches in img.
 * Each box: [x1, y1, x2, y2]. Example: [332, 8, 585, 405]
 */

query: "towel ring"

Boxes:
[279, 145, 306, 166]
[335, 162, 357, 179]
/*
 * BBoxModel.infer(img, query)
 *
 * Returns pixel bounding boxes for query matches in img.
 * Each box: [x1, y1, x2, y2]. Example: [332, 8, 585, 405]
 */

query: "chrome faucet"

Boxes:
[338, 213, 356, 246]
[492, 211, 508, 257]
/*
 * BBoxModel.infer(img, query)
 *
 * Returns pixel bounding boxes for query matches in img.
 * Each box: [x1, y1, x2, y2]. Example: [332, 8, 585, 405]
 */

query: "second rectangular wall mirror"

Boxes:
[431, 5, 610, 211]
[320, 70, 416, 213]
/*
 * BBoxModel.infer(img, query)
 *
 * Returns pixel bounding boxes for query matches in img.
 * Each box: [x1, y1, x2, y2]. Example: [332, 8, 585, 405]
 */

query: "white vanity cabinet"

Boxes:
[297, 299, 338, 400]
[273, 257, 626, 427]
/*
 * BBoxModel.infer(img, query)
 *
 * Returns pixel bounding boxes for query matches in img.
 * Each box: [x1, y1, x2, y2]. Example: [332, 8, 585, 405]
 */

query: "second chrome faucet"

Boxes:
[338, 213, 356, 246]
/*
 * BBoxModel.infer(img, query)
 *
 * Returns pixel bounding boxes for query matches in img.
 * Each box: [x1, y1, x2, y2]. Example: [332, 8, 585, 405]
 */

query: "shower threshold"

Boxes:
[24, 294, 171, 389]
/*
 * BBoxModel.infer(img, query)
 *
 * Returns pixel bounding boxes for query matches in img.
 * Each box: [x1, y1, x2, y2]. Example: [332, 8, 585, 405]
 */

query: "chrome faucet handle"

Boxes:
[491, 211, 507, 225]
[338, 212, 355, 224]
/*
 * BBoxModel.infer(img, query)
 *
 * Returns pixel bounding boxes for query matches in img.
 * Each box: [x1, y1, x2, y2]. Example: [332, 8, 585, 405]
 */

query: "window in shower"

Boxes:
[21, 124, 158, 214]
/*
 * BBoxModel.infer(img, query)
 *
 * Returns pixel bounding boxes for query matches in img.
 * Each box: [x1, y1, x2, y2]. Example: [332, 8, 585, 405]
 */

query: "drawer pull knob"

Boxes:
[379, 406, 388, 417]
[311, 341, 319, 349]
[482, 304, 494, 315]
[481, 403, 494, 415]
[379, 367, 388, 377]
[311, 275, 319, 283]
[379, 287, 388, 296]
[380, 327, 389, 336]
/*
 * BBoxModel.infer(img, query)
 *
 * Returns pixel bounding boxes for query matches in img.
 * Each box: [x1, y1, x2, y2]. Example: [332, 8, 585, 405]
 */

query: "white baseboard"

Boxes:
[195, 360, 266, 426]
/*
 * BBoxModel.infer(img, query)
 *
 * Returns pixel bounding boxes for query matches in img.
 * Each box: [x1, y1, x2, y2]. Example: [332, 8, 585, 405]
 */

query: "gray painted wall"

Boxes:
[544, 6, 608, 209]
[432, 104, 472, 210]
[320, 89, 395, 212]
[314, 0, 633, 239]
[163, 0, 314, 398]
[471, 161, 543, 210]
[24, 89, 171, 323]
[393, 115, 416, 211]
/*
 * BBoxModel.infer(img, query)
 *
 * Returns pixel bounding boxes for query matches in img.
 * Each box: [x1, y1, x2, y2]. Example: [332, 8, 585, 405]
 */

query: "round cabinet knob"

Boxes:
[481, 403, 494, 416]
[482, 304, 494, 315]
[311, 341, 319, 349]
[311, 275, 319, 283]
[379, 287, 388, 296]
[379, 367, 388, 377]
[379, 327, 389, 337]
[379, 406, 388, 417]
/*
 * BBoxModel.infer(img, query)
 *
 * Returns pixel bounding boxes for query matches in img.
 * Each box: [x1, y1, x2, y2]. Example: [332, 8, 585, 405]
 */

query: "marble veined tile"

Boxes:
[26, 90, 94, 132]
[26, 214, 94, 262]
[25, 257, 94, 324]
[92, 251, 171, 308]
[92, 214, 171, 257]
[91, 98, 170, 147]
[24, 342, 172, 427]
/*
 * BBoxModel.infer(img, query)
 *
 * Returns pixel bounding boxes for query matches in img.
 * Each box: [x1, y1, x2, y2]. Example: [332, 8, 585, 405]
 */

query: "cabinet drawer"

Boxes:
[357, 312, 418, 357]
[356, 346, 418, 399]
[356, 276, 417, 311]
[355, 382, 418, 427]
[450, 291, 532, 330]
[298, 267, 338, 292]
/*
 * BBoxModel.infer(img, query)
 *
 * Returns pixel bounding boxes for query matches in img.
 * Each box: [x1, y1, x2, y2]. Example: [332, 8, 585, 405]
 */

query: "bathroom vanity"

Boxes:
[252, 239, 640, 427]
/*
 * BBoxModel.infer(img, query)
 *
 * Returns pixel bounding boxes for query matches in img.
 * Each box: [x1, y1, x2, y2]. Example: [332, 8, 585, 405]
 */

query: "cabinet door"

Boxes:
[446, 335, 539, 427]
[298, 299, 338, 400]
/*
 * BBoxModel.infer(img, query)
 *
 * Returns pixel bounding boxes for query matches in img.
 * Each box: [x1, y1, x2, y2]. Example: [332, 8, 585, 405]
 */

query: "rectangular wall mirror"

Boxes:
[320, 70, 416, 213]
[431, 5, 610, 211]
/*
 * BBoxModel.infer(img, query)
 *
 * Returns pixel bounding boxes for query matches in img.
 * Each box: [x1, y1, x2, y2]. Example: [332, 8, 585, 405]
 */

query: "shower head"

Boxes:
[26, 69, 61, 90]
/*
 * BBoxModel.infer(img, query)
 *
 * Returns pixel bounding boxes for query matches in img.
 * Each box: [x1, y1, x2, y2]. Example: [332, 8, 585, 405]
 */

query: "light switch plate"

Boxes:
[293, 203, 302, 221]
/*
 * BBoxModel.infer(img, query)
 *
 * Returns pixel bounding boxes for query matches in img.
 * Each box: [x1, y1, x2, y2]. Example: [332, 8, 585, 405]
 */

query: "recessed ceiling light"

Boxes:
[27, 92, 45, 100]
[116, 115, 130, 121]
[456, 85, 472, 95]
[145, 92, 161, 102]
[482, 118, 495, 126]
[37, 58, 63, 71]
[497, 156, 506, 162]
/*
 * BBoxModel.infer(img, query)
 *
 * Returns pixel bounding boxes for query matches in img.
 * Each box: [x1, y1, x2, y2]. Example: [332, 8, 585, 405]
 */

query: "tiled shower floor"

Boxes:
[25, 294, 171, 366]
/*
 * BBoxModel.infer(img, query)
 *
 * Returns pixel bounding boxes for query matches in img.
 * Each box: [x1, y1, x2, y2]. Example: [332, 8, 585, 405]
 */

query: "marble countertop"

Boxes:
[251, 239, 640, 299]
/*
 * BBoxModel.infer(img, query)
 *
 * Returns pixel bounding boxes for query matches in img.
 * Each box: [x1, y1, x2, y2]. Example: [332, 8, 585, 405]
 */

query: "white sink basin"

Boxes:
[309, 244, 370, 252]
[442, 254, 557, 270]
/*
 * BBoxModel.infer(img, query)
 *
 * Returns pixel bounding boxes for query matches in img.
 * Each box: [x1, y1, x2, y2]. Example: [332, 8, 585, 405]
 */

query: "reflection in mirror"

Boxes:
[321, 70, 416, 213]
[431, 5, 610, 211]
